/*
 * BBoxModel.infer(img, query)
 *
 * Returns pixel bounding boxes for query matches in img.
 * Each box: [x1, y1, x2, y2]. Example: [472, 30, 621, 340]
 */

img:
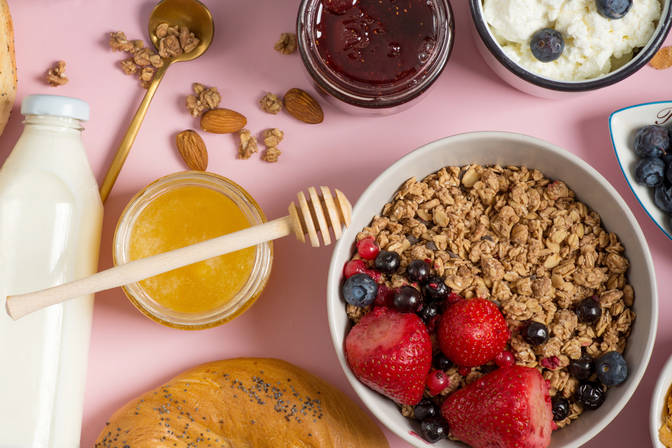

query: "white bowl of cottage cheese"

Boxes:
[470, 0, 672, 96]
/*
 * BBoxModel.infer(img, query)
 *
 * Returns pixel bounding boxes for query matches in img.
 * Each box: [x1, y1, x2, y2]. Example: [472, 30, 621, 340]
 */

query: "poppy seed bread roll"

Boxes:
[95, 358, 389, 447]
[0, 0, 16, 136]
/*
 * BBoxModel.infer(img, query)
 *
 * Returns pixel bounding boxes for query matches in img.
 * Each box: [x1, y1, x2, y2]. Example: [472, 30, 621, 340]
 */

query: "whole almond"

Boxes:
[200, 108, 247, 134]
[283, 88, 323, 124]
[176, 129, 208, 171]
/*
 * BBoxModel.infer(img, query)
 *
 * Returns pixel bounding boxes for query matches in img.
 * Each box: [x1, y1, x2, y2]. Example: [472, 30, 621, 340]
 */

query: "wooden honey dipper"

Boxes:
[6, 186, 352, 320]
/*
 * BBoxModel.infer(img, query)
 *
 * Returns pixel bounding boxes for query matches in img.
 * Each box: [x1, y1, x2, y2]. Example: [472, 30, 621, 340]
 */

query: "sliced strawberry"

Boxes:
[441, 366, 553, 448]
[438, 297, 509, 367]
[345, 307, 431, 406]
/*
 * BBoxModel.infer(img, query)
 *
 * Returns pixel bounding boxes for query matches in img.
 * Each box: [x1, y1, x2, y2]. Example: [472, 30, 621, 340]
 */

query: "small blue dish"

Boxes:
[609, 100, 672, 241]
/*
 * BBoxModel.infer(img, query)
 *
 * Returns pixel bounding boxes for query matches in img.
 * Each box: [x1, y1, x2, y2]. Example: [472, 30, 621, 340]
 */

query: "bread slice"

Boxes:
[0, 0, 16, 136]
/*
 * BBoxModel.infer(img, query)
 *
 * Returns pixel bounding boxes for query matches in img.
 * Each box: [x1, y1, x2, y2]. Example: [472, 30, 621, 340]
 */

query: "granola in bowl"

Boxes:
[341, 164, 636, 445]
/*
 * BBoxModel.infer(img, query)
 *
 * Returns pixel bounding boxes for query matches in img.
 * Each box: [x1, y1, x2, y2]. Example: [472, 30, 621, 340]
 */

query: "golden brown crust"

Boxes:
[0, 0, 16, 136]
[95, 358, 389, 448]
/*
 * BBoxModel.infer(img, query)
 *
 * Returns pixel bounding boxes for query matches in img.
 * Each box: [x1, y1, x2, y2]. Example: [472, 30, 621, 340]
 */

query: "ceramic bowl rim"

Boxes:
[326, 131, 658, 447]
[609, 100, 672, 241]
[468, 0, 672, 92]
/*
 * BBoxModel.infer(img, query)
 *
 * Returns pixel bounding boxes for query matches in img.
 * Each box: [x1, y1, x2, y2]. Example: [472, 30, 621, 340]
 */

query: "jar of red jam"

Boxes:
[297, 0, 454, 112]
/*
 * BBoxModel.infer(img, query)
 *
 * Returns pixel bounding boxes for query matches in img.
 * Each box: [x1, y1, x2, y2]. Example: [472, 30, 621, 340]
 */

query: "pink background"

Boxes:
[2, 0, 672, 446]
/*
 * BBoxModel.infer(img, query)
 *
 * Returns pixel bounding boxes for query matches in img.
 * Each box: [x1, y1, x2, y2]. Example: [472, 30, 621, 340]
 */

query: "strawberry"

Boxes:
[345, 307, 431, 406]
[438, 297, 509, 367]
[441, 366, 553, 448]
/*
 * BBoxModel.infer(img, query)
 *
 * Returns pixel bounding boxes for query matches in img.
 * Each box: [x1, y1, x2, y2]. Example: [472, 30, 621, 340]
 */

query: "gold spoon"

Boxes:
[99, 0, 214, 202]
[6, 187, 352, 320]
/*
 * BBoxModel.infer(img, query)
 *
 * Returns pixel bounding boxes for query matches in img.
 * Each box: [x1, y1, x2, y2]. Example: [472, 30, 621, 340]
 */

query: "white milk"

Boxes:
[0, 95, 102, 447]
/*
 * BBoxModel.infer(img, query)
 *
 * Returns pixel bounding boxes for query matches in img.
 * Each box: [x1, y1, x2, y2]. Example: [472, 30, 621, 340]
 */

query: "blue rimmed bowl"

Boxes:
[609, 100, 672, 241]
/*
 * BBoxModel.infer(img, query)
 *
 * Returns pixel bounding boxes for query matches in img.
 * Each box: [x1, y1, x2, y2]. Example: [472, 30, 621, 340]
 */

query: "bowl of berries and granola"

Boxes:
[326, 131, 657, 447]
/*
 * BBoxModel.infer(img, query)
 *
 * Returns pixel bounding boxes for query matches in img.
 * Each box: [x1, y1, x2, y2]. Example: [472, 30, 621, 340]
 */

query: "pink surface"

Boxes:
[2, 0, 671, 446]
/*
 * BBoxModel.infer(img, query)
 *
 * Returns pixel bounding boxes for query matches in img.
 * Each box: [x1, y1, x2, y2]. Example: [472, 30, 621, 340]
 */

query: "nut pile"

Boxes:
[345, 164, 635, 429]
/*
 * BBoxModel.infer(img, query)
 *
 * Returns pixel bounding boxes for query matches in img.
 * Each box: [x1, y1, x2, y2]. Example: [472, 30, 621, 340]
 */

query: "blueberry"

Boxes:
[342, 273, 378, 307]
[418, 301, 442, 324]
[551, 396, 570, 421]
[596, 351, 628, 386]
[414, 398, 439, 420]
[393, 286, 423, 313]
[654, 183, 672, 213]
[634, 125, 669, 158]
[419, 417, 449, 443]
[530, 28, 564, 62]
[634, 157, 666, 187]
[575, 381, 606, 410]
[665, 155, 672, 183]
[422, 275, 449, 301]
[406, 259, 430, 283]
[596, 0, 632, 18]
[433, 353, 453, 371]
[523, 321, 549, 346]
[575, 297, 602, 324]
[374, 250, 400, 274]
[569, 355, 595, 380]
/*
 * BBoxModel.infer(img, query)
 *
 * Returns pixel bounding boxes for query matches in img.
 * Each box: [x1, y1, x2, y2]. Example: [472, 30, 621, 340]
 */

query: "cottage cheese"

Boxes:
[483, 0, 661, 81]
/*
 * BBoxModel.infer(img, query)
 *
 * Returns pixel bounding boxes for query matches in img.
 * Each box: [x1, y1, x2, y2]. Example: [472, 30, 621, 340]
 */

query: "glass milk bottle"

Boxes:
[0, 95, 103, 447]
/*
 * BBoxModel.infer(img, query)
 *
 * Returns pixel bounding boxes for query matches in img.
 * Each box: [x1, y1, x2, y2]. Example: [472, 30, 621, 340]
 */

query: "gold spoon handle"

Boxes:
[99, 62, 170, 202]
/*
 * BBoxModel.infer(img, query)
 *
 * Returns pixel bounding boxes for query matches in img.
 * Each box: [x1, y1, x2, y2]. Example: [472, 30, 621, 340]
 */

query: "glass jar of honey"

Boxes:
[113, 171, 272, 329]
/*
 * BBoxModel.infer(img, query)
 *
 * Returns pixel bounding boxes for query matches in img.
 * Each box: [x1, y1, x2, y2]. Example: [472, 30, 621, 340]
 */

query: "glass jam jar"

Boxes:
[297, 0, 454, 112]
[114, 171, 273, 330]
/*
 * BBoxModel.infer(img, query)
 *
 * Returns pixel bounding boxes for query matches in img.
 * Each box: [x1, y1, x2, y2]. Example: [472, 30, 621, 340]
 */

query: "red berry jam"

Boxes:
[314, 0, 439, 85]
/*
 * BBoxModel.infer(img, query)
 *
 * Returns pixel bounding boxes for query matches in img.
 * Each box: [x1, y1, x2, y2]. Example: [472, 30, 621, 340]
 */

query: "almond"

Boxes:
[200, 108, 247, 134]
[176, 129, 208, 171]
[283, 88, 323, 124]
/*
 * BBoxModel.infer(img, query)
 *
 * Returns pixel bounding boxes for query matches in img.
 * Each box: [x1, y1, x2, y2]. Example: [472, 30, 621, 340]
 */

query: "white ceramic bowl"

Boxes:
[651, 354, 672, 448]
[609, 100, 672, 241]
[468, 0, 672, 98]
[327, 132, 658, 447]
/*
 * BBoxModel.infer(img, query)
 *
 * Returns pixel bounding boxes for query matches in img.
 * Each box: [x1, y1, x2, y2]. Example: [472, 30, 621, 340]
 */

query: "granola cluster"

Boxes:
[109, 31, 164, 88]
[46, 60, 68, 86]
[274, 32, 297, 55]
[108, 24, 198, 88]
[155, 22, 199, 58]
[236, 128, 285, 163]
[346, 164, 635, 429]
[186, 82, 221, 117]
[259, 92, 283, 114]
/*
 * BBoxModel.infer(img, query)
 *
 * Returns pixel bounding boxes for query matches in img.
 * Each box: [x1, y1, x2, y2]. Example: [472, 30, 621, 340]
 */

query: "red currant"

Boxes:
[495, 351, 515, 368]
[365, 269, 382, 283]
[425, 369, 449, 396]
[458, 367, 470, 376]
[356, 237, 380, 260]
[343, 259, 367, 278]
[374, 284, 395, 307]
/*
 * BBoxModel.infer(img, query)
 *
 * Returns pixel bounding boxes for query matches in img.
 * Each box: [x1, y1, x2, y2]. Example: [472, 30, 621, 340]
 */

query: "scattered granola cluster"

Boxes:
[235, 128, 284, 163]
[259, 92, 282, 114]
[274, 32, 297, 55]
[186, 82, 221, 117]
[108, 23, 198, 88]
[261, 128, 283, 163]
[46, 60, 68, 87]
[109, 31, 164, 88]
[346, 164, 635, 429]
[237, 129, 258, 160]
[650, 45, 672, 70]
